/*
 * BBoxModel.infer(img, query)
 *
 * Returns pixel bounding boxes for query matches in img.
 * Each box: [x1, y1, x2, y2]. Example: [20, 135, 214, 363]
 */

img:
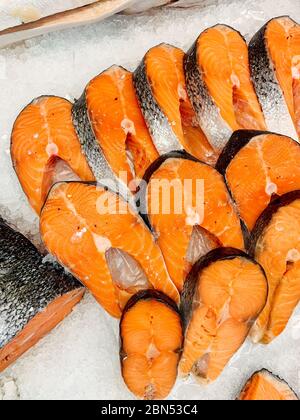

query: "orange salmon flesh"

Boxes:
[144, 44, 217, 163]
[197, 25, 266, 132]
[225, 133, 300, 230]
[0, 288, 84, 373]
[120, 293, 183, 400]
[252, 197, 300, 344]
[146, 157, 245, 291]
[238, 370, 298, 400]
[180, 255, 268, 383]
[266, 17, 300, 139]
[11, 96, 94, 214]
[85, 66, 158, 190]
[40, 182, 179, 318]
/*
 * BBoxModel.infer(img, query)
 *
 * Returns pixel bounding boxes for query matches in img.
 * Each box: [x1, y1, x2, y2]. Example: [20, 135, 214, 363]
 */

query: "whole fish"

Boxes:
[0, 218, 84, 372]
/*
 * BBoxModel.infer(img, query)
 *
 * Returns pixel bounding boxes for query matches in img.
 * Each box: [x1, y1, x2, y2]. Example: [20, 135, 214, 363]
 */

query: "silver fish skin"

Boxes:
[248, 17, 298, 141]
[184, 34, 232, 152]
[72, 86, 132, 202]
[133, 50, 184, 155]
[0, 218, 83, 352]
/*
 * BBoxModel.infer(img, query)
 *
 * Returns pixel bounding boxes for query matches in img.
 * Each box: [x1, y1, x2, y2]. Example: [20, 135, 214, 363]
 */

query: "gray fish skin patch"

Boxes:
[72, 93, 132, 201]
[133, 58, 184, 155]
[0, 219, 82, 350]
[184, 40, 232, 151]
[249, 22, 298, 141]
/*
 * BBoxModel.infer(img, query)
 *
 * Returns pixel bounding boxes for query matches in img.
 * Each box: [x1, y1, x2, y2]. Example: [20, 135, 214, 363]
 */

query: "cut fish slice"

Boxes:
[138, 152, 245, 292]
[238, 370, 298, 400]
[40, 182, 179, 318]
[179, 248, 268, 383]
[0, 217, 84, 373]
[11, 96, 94, 214]
[134, 43, 216, 164]
[120, 290, 183, 400]
[250, 191, 300, 344]
[216, 130, 300, 231]
[72, 66, 159, 193]
[185, 25, 266, 151]
[249, 16, 300, 140]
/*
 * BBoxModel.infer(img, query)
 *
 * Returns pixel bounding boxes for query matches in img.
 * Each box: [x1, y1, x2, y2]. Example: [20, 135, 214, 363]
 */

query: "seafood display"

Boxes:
[180, 249, 268, 383]
[250, 191, 300, 344]
[139, 152, 245, 291]
[120, 290, 183, 400]
[238, 370, 298, 400]
[249, 17, 300, 140]
[40, 182, 179, 318]
[185, 25, 266, 151]
[134, 44, 216, 164]
[11, 96, 94, 214]
[0, 218, 84, 372]
[2, 12, 300, 400]
[216, 130, 300, 230]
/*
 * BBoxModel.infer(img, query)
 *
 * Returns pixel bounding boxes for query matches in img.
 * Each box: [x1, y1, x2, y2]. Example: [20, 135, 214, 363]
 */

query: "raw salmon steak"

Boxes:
[249, 16, 300, 140]
[179, 248, 268, 383]
[40, 182, 179, 318]
[120, 290, 183, 400]
[138, 152, 245, 292]
[0, 217, 84, 373]
[134, 44, 217, 164]
[185, 25, 266, 151]
[216, 130, 300, 231]
[250, 191, 300, 344]
[11, 96, 94, 214]
[238, 370, 298, 400]
[72, 66, 159, 194]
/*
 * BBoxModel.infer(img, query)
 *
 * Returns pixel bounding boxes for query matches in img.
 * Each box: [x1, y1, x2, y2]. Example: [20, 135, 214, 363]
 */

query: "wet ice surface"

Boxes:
[0, 0, 300, 400]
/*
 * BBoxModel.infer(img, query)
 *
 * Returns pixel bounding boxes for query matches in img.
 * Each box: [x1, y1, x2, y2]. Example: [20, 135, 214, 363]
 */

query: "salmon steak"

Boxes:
[216, 130, 300, 231]
[250, 191, 300, 344]
[249, 16, 300, 140]
[11, 96, 94, 214]
[179, 248, 268, 383]
[0, 217, 84, 373]
[134, 44, 216, 164]
[120, 290, 183, 400]
[185, 25, 266, 151]
[72, 66, 159, 194]
[238, 370, 298, 400]
[138, 152, 245, 291]
[40, 182, 179, 318]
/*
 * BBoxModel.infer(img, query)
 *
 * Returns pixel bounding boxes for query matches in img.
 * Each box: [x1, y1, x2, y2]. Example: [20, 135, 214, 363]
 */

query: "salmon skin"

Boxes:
[11, 95, 94, 214]
[249, 191, 300, 344]
[185, 25, 266, 151]
[138, 151, 245, 291]
[0, 217, 84, 373]
[134, 43, 217, 164]
[179, 248, 268, 383]
[249, 16, 300, 140]
[120, 290, 183, 400]
[238, 370, 299, 400]
[72, 66, 158, 195]
[216, 130, 300, 231]
[40, 181, 179, 318]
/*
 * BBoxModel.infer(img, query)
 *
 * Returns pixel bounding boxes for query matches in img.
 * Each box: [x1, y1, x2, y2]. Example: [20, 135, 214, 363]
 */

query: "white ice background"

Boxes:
[0, 0, 300, 400]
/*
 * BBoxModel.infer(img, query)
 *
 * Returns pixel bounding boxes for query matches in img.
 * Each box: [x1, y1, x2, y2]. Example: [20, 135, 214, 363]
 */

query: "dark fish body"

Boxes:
[0, 218, 84, 372]
[249, 17, 298, 140]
